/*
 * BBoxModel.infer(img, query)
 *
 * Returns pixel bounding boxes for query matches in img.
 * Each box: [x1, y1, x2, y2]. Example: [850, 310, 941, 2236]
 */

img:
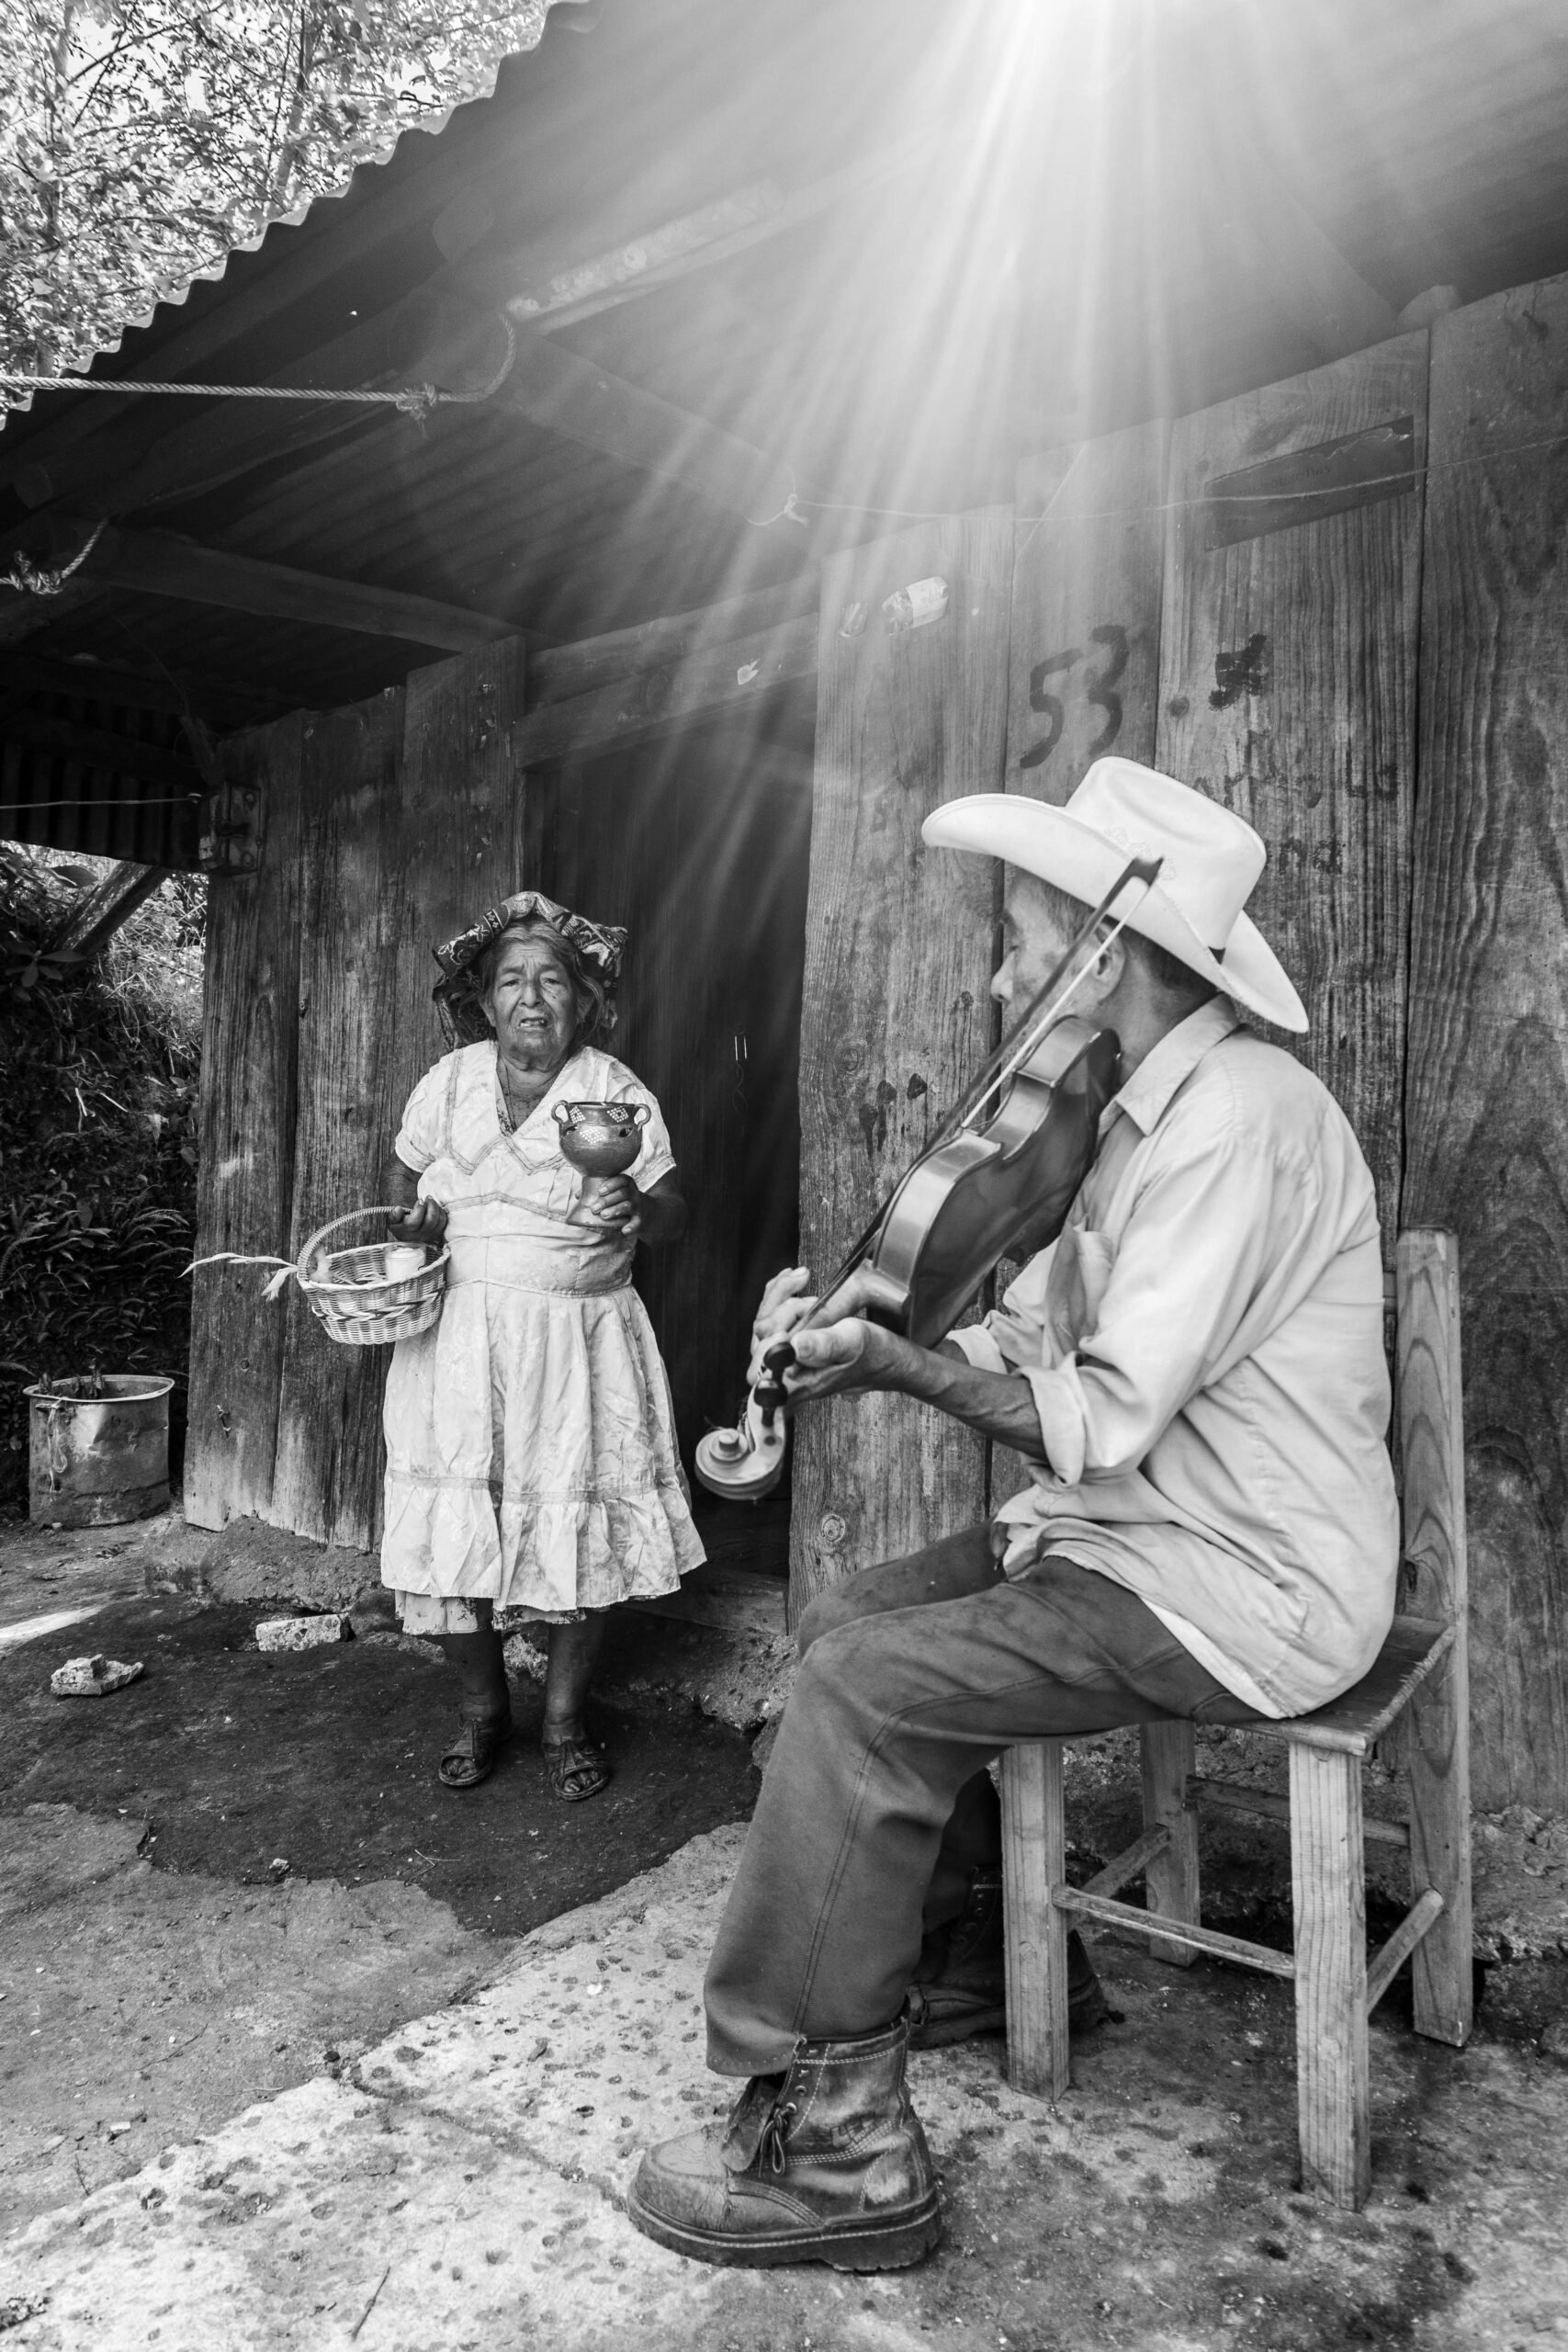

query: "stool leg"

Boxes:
[1141, 1720, 1200, 1965]
[1290, 1745, 1370, 2209]
[1406, 1649, 1473, 2048]
[1001, 1742, 1070, 2099]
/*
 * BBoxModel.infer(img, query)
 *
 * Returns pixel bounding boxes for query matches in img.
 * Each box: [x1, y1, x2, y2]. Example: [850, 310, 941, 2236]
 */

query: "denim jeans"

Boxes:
[704, 1527, 1262, 2076]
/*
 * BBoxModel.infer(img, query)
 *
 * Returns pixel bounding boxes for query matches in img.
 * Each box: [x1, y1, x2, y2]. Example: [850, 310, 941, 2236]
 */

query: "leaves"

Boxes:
[0, 0, 558, 376]
[0, 847, 202, 1499]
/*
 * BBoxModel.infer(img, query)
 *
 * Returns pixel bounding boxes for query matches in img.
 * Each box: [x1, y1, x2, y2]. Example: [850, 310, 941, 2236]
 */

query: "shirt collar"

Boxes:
[1106, 997, 1241, 1136]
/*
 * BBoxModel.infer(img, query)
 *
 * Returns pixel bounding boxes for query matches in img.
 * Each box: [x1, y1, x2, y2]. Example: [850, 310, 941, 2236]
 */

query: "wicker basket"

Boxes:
[297, 1207, 449, 1348]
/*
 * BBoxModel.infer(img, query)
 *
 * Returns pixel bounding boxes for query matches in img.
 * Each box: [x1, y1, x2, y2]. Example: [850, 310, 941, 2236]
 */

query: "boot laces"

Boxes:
[759, 2096, 798, 2175]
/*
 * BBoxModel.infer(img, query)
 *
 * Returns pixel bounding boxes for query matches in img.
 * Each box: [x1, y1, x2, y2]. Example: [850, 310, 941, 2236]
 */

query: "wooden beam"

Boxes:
[16, 519, 516, 653]
[489, 322, 796, 526]
[0, 649, 288, 728]
[527, 573, 818, 705]
[0, 709, 202, 787]
[510, 129, 942, 333]
[514, 611, 818, 765]
[2, 132, 931, 528]
[486, 180, 784, 317]
[0, 576, 103, 651]
[47, 860, 166, 957]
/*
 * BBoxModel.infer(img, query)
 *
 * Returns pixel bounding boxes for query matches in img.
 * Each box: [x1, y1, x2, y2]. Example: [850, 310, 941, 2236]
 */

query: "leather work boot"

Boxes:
[626, 2015, 942, 2269]
[908, 1869, 1111, 2049]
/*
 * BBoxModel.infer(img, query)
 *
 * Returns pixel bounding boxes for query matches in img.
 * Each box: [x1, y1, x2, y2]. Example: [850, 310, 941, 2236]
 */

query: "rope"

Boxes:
[184, 1249, 297, 1299]
[0, 315, 518, 432]
[2, 517, 106, 597]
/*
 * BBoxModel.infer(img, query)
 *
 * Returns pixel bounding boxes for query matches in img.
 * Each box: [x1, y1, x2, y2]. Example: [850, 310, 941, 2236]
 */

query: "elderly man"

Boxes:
[628, 758, 1398, 2271]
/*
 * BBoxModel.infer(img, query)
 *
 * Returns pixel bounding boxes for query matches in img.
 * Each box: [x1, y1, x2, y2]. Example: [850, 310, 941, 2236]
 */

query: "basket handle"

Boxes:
[297, 1204, 423, 1276]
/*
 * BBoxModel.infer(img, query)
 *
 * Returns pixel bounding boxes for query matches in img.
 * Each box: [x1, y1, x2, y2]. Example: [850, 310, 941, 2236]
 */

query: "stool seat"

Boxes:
[1261, 1612, 1452, 1755]
[998, 1231, 1473, 2211]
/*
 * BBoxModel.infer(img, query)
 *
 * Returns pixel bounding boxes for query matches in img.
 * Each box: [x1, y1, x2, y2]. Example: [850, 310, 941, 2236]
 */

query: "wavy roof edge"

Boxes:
[1, 2, 571, 427]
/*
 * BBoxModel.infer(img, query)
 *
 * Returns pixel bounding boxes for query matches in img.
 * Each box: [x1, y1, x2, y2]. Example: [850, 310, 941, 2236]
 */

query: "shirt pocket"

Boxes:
[1044, 1224, 1117, 1357]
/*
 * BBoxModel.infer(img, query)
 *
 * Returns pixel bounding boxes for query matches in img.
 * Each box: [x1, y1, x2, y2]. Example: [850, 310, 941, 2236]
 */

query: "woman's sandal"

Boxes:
[437, 1713, 512, 1791]
[542, 1735, 612, 1804]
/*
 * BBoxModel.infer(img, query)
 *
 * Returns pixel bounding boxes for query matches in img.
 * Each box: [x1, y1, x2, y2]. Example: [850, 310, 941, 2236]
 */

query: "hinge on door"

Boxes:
[198, 780, 264, 875]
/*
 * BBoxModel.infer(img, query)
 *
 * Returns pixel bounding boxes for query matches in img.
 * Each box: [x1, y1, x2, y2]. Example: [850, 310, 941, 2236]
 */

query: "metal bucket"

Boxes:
[24, 1374, 175, 1528]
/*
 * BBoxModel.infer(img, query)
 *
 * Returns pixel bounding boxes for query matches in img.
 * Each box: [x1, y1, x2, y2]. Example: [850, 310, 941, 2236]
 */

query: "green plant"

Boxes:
[0, 846, 201, 1510]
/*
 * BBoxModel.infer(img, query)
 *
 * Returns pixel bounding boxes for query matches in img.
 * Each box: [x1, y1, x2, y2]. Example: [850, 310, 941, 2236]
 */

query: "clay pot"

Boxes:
[551, 1099, 649, 1177]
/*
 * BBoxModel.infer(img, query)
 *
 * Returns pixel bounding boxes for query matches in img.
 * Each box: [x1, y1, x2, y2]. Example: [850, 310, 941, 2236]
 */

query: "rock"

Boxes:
[1541, 2019, 1568, 2064]
[50, 1654, 144, 1698]
[254, 1614, 345, 1653]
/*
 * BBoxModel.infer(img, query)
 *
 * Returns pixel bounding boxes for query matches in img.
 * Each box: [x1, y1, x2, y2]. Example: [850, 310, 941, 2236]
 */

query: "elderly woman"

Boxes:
[380, 889, 704, 1799]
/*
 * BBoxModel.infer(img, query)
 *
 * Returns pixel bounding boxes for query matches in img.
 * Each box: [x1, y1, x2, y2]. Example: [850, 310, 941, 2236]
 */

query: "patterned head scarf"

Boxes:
[432, 889, 626, 1047]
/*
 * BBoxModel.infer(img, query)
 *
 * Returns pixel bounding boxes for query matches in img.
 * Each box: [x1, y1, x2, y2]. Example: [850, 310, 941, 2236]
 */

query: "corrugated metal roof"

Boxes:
[0, 2, 572, 419]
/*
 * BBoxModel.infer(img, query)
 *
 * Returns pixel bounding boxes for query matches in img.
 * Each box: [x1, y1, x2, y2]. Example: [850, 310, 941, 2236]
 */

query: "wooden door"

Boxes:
[790, 510, 1013, 1614]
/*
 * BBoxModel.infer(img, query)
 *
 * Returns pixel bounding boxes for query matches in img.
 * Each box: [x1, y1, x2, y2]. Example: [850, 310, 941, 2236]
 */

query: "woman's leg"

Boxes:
[436, 1626, 512, 1723]
[542, 1611, 612, 1800]
[542, 1611, 607, 1743]
[433, 1603, 511, 1791]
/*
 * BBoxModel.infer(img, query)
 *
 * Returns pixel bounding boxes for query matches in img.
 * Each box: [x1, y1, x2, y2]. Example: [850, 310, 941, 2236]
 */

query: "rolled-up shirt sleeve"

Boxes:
[1024, 1128, 1298, 1488]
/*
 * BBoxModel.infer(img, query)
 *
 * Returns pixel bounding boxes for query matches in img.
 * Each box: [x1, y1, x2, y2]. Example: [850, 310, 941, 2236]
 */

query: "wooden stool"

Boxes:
[998, 1229, 1473, 2210]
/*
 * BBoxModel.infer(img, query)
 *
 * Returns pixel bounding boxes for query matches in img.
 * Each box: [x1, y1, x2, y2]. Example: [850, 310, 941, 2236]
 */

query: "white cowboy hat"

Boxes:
[921, 756, 1308, 1035]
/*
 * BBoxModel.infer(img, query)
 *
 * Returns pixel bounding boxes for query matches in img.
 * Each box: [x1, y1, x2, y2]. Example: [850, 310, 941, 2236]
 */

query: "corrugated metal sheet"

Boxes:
[0, 4, 569, 421]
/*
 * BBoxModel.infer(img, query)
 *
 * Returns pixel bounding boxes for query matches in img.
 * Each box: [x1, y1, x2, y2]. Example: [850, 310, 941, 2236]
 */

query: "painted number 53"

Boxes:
[1019, 624, 1130, 769]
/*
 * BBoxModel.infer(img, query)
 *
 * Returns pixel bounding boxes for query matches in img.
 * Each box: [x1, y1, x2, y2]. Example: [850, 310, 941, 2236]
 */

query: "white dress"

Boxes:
[380, 1041, 705, 1629]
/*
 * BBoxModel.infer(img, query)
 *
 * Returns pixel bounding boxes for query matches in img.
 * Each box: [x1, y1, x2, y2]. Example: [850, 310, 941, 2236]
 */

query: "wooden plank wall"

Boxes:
[1404, 280, 1568, 1810]
[186, 714, 306, 1528]
[790, 511, 1012, 1614]
[1155, 335, 1427, 1239]
[187, 642, 531, 1545]
[269, 693, 404, 1548]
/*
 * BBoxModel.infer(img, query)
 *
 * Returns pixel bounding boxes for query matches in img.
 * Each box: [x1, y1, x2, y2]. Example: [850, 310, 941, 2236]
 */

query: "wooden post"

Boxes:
[186, 716, 305, 1530]
[791, 511, 1012, 1617]
[269, 692, 403, 1549]
[1401, 277, 1568, 1815]
[1289, 1744, 1370, 2208]
[1001, 1742, 1070, 2100]
[1140, 1720, 1201, 1966]
[46, 860, 164, 959]
[1156, 333, 1427, 1246]
[1395, 1229, 1472, 2047]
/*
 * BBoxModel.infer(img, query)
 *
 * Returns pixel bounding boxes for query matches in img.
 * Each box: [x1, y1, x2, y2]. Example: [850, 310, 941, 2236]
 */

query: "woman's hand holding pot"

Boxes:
[570, 1173, 644, 1239]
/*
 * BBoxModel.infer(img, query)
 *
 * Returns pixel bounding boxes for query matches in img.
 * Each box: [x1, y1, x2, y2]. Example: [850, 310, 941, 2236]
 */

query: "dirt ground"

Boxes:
[0, 1515, 758, 2239]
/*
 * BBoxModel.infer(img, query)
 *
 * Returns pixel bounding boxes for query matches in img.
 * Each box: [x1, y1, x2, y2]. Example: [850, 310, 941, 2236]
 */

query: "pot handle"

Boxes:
[630, 1102, 650, 1128]
[551, 1102, 574, 1129]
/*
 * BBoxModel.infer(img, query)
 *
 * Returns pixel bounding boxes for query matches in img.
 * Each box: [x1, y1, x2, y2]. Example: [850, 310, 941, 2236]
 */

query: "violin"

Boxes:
[694, 854, 1161, 1502]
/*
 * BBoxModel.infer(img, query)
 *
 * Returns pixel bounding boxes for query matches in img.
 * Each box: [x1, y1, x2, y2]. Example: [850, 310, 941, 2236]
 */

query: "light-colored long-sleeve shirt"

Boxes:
[948, 998, 1398, 1718]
